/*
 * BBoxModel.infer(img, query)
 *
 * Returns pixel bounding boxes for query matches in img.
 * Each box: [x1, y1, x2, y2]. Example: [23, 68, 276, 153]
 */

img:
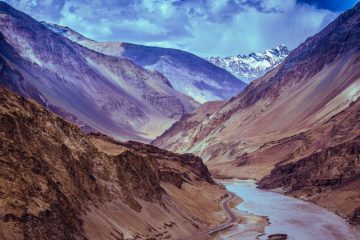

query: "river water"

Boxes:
[223, 180, 360, 240]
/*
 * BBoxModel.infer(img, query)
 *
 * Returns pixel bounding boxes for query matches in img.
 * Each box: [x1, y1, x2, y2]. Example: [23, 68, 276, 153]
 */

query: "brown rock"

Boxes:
[268, 233, 288, 240]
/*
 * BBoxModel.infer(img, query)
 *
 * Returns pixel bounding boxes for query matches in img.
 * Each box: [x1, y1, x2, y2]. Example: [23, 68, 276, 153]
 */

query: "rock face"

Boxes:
[0, 2, 199, 143]
[0, 86, 227, 240]
[42, 22, 246, 103]
[152, 100, 226, 152]
[154, 2, 360, 223]
[206, 45, 290, 83]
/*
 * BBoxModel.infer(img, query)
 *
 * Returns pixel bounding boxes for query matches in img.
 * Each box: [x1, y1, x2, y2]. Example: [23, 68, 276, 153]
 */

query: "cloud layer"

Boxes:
[4, 0, 358, 57]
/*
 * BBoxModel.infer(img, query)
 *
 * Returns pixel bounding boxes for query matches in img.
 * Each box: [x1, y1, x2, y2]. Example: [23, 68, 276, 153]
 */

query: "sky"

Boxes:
[4, 0, 360, 57]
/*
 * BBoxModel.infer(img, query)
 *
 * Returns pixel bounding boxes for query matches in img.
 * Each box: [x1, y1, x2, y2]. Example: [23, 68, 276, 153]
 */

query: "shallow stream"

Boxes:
[223, 180, 360, 240]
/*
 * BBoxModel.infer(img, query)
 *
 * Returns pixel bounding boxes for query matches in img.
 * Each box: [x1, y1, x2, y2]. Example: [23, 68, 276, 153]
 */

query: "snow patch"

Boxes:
[206, 45, 290, 83]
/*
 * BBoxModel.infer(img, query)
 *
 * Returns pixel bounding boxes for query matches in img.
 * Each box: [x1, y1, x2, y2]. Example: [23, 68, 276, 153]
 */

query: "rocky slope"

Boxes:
[0, 85, 229, 240]
[42, 22, 246, 103]
[206, 45, 290, 83]
[0, 2, 198, 143]
[257, 98, 360, 225]
[154, 2, 360, 223]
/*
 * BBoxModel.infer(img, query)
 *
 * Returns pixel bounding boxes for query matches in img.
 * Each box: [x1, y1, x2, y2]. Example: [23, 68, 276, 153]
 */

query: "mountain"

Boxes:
[42, 22, 246, 103]
[0, 2, 198, 143]
[154, 2, 360, 224]
[206, 45, 290, 83]
[0, 85, 230, 239]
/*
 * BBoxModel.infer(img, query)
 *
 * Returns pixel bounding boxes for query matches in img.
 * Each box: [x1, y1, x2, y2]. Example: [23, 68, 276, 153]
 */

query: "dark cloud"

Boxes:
[5, 0, 66, 22]
[297, 0, 359, 12]
[2, 0, 352, 57]
[242, 0, 284, 13]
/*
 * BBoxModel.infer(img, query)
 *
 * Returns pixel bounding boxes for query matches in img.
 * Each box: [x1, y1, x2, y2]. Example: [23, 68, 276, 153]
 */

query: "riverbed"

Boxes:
[223, 180, 360, 240]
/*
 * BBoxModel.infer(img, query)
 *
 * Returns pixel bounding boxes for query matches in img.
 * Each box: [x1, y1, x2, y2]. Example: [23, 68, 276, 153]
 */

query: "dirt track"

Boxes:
[179, 192, 237, 240]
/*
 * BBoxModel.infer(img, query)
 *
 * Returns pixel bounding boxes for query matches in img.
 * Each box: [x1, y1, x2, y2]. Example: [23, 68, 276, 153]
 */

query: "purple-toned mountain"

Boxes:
[0, 2, 199, 142]
[42, 22, 247, 103]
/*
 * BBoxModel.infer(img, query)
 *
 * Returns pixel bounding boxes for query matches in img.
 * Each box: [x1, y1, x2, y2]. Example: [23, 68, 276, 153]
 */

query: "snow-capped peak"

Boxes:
[206, 45, 290, 83]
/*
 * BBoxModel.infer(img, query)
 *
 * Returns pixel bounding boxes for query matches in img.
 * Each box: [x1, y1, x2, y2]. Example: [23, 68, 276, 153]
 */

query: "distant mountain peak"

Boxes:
[206, 45, 290, 83]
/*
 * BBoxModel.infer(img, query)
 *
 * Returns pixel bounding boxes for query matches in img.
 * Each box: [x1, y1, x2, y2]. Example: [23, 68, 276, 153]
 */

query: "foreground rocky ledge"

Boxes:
[0, 87, 229, 240]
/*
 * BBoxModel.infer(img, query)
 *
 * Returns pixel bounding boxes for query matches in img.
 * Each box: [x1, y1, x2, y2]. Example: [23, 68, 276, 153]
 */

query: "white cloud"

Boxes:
[134, 0, 338, 57]
[4, 0, 341, 57]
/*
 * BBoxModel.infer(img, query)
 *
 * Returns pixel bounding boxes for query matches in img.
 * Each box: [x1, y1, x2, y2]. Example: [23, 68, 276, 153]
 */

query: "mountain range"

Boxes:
[206, 45, 290, 83]
[154, 2, 360, 224]
[42, 22, 247, 103]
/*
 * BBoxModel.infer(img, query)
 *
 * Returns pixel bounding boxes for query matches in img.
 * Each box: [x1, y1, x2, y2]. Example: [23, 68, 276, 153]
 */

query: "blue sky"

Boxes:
[4, 0, 360, 57]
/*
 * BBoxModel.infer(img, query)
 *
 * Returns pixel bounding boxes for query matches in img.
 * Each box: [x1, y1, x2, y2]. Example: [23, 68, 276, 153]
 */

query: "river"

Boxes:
[223, 180, 360, 240]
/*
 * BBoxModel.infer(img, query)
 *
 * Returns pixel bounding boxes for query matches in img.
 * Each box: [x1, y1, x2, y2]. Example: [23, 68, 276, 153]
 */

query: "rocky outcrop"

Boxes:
[258, 141, 360, 225]
[351, 208, 360, 224]
[0, 86, 226, 240]
[259, 141, 360, 191]
[152, 100, 225, 152]
[267, 234, 288, 240]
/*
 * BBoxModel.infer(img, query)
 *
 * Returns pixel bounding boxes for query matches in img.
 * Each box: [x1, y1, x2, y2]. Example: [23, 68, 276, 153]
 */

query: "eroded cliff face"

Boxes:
[152, 100, 225, 153]
[0, 86, 227, 240]
[259, 141, 360, 223]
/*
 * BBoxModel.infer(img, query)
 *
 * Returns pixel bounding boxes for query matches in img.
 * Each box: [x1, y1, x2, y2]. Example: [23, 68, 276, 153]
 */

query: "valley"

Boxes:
[0, 0, 360, 239]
